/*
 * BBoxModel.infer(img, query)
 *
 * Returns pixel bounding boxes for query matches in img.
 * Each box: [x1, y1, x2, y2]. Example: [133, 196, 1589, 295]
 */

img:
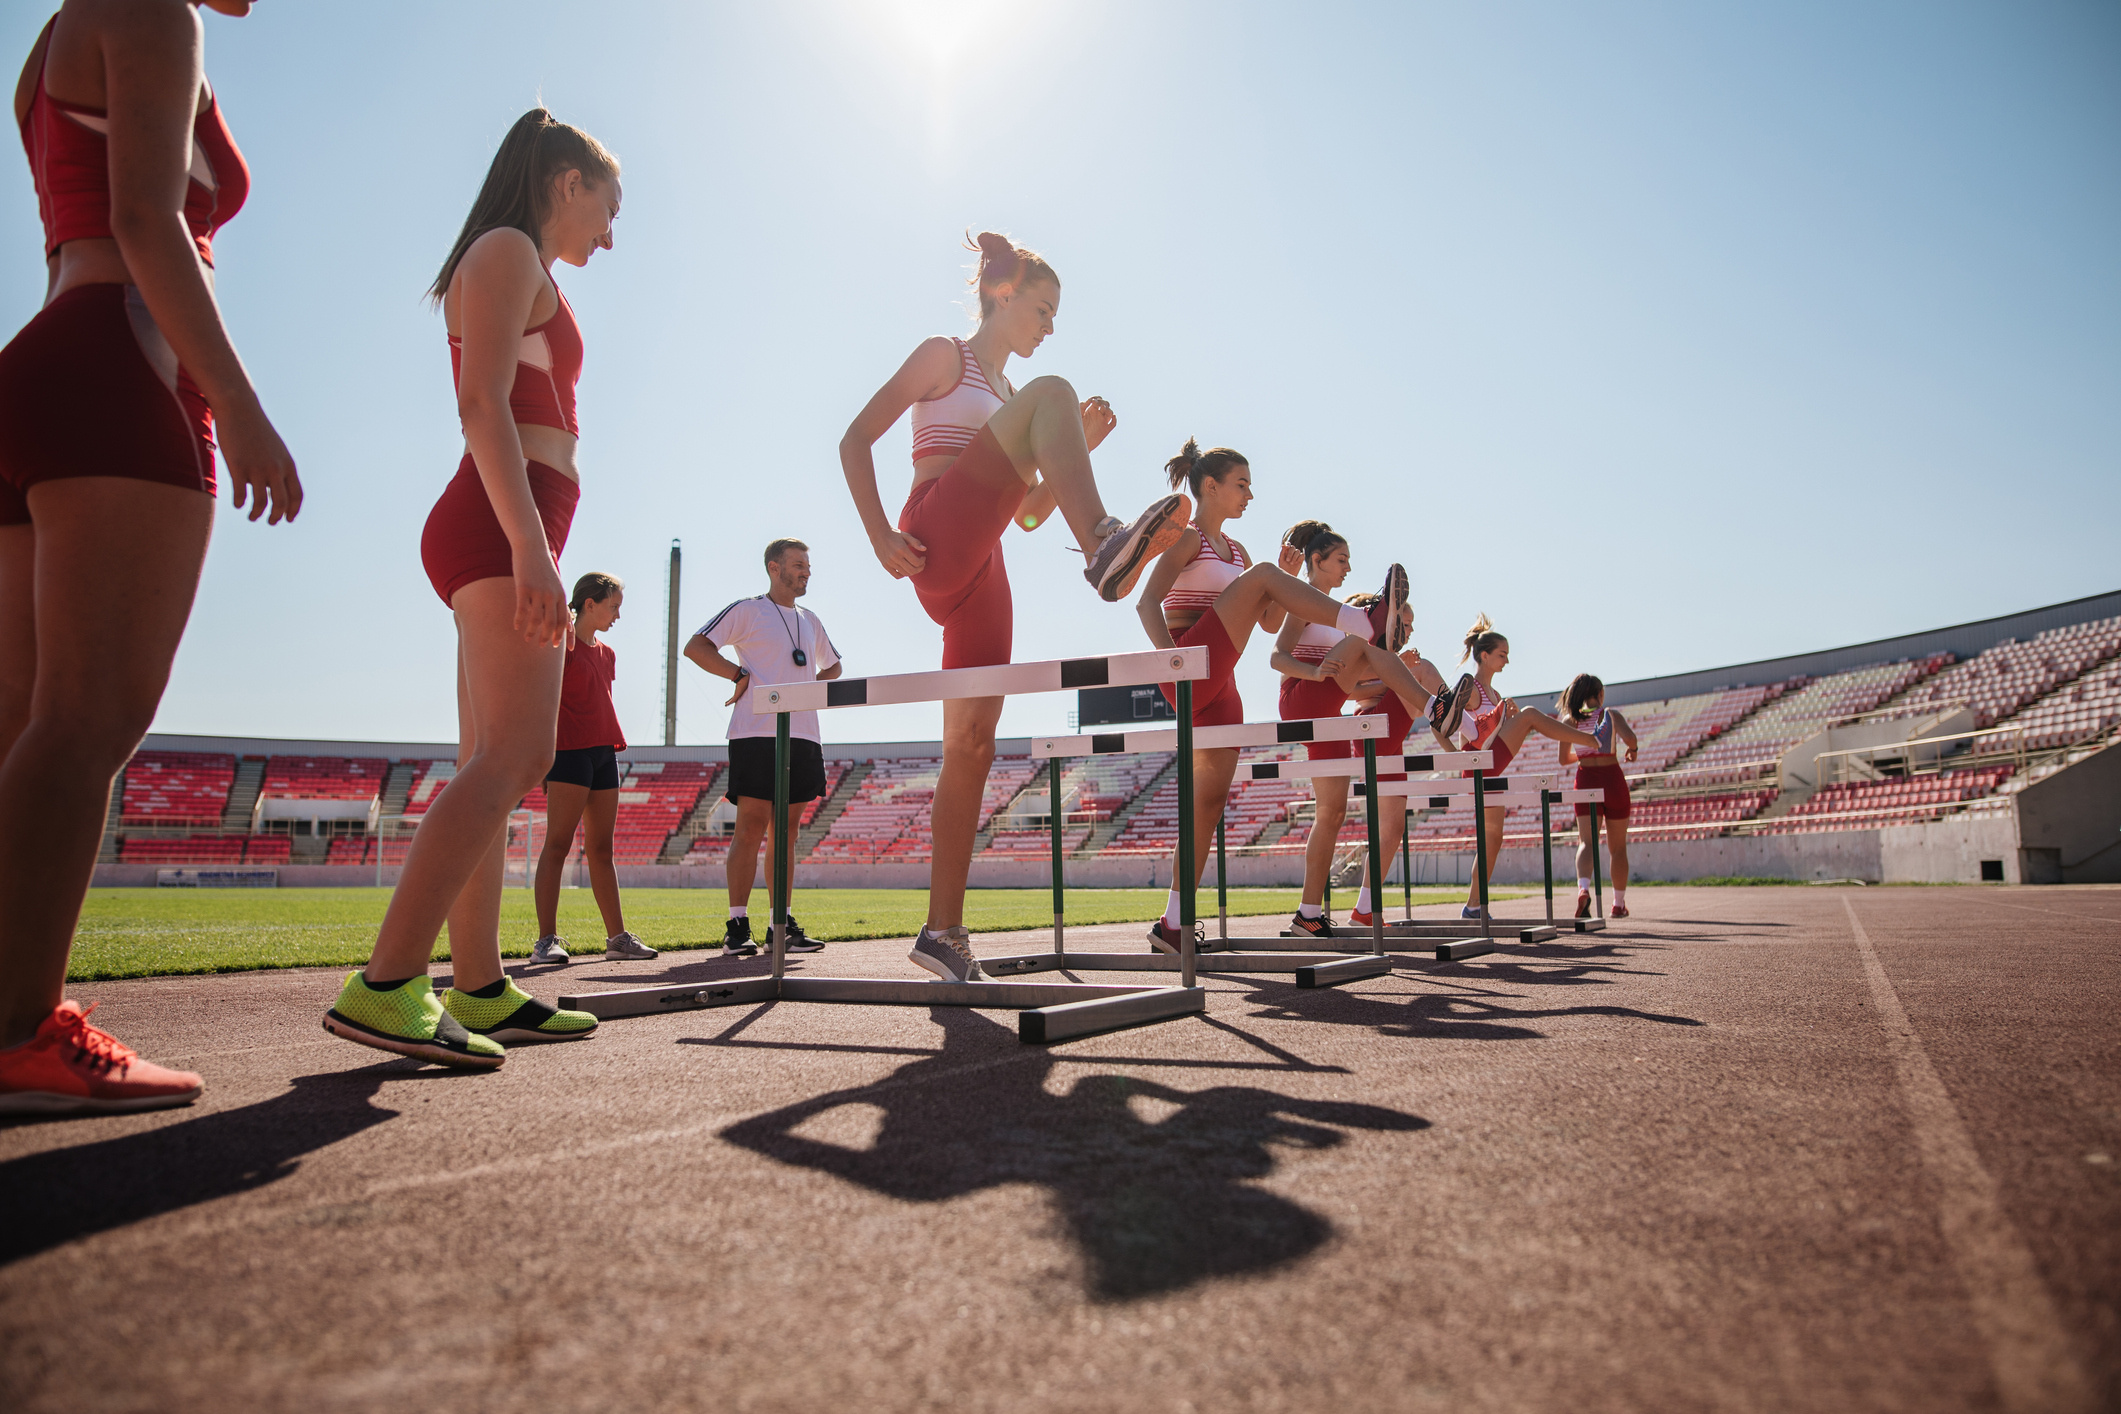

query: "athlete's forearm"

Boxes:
[1269, 651, 1320, 681]
[683, 636, 741, 681]
[839, 439, 897, 542]
[1138, 601, 1176, 650]
[459, 399, 549, 557]
[109, 212, 262, 427]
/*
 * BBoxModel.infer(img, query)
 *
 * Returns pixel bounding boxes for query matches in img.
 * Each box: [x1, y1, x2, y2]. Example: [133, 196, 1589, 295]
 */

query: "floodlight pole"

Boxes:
[663, 539, 682, 746]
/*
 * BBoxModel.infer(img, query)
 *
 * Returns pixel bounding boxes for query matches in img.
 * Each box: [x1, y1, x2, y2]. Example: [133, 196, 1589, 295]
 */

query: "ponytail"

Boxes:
[1165, 438, 1248, 498]
[1461, 613, 1506, 664]
[967, 231, 1058, 317]
[1563, 673, 1604, 721]
[430, 108, 621, 303]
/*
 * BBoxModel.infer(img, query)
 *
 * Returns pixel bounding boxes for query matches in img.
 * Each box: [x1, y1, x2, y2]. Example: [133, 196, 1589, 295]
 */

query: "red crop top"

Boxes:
[18, 34, 249, 265]
[448, 284, 583, 438]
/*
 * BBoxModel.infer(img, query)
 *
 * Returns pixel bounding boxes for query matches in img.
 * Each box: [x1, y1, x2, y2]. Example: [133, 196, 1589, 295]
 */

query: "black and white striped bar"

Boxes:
[760, 646, 1209, 714]
[558, 976, 1207, 1043]
[1032, 713, 1388, 759]
[978, 949, 1394, 985]
[1241, 750, 1495, 779]
[1352, 773, 1573, 796]
[1360, 784, 1606, 807]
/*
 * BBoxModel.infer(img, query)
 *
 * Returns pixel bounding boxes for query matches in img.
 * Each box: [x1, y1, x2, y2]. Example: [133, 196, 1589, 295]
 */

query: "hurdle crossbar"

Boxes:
[1242, 749, 1493, 780]
[761, 646, 1209, 714]
[1032, 712, 1388, 759]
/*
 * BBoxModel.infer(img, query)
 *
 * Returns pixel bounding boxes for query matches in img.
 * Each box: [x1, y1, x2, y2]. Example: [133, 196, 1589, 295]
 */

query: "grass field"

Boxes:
[65, 885, 1502, 981]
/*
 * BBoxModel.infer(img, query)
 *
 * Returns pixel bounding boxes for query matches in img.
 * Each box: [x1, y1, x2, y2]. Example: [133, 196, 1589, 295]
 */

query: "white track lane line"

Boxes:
[1843, 897, 2094, 1414]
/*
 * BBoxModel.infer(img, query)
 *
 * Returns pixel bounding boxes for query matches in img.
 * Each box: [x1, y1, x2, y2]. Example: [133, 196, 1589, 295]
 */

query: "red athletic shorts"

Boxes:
[420, 453, 578, 607]
[1574, 760, 1631, 820]
[1160, 611, 1244, 728]
[0, 283, 216, 525]
[1467, 736, 1514, 780]
[899, 425, 1027, 669]
[1281, 675, 1348, 759]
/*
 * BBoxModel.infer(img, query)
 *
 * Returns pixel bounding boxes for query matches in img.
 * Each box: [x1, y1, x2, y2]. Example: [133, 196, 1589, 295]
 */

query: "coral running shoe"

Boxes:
[1366, 563, 1411, 651]
[1574, 892, 1592, 919]
[0, 1001, 203, 1115]
[1148, 917, 1216, 955]
[443, 980, 598, 1045]
[1348, 908, 1379, 929]
[1610, 902, 1630, 919]
[325, 973, 504, 1069]
[1086, 494, 1191, 602]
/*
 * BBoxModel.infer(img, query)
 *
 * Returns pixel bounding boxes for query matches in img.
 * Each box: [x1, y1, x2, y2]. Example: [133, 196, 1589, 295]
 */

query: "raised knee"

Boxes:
[1022, 374, 1079, 405]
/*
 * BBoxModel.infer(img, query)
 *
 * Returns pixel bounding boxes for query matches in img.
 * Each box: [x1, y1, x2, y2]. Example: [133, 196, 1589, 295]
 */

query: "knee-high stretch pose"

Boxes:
[0, 0, 301, 1115]
[324, 110, 620, 1067]
[840, 232, 1190, 983]
[1559, 672, 1637, 918]
[1270, 522, 1449, 937]
[1445, 616, 1603, 919]
[530, 573, 657, 966]
[1135, 444, 1436, 955]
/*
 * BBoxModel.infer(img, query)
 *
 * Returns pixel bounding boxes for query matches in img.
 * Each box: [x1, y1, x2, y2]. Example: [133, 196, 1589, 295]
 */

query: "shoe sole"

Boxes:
[1289, 921, 1337, 939]
[602, 950, 659, 961]
[1373, 564, 1410, 651]
[530, 955, 571, 966]
[723, 946, 759, 959]
[908, 947, 978, 983]
[781, 942, 825, 953]
[321, 1011, 504, 1070]
[1432, 675, 1473, 741]
[476, 1025, 598, 1045]
[1093, 495, 1190, 602]
[0, 1085, 203, 1115]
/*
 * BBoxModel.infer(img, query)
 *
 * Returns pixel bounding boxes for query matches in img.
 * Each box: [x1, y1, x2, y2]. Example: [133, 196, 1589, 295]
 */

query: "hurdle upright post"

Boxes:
[770, 710, 791, 982]
[1540, 786, 1556, 927]
[1214, 816, 1228, 942]
[1049, 756, 1065, 958]
[1176, 679, 1196, 991]
[1589, 803, 1605, 920]
[1401, 813, 1413, 922]
[1361, 738, 1384, 955]
[1471, 765, 1494, 946]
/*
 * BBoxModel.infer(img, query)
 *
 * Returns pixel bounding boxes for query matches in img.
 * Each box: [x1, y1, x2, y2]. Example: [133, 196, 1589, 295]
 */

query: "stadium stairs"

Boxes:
[794, 760, 872, 864]
[1075, 755, 1181, 858]
[222, 757, 265, 831]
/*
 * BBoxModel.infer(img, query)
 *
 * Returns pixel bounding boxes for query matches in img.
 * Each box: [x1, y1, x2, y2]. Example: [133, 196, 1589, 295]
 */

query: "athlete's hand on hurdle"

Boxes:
[870, 527, 927, 579]
[512, 547, 572, 647]
[1079, 396, 1116, 451]
[218, 403, 303, 525]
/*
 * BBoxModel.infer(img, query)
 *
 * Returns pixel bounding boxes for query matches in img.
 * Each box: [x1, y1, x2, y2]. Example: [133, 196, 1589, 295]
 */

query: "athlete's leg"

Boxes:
[1322, 639, 1437, 722]
[0, 525, 32, 765]
[983, 376, 1111, 556]
[1302, 778, 1348, 908]
[1465, 804, 1507, 911]
[364, 578, 563, 990]
[534, 781, 589, 938]
[1607, 815, 1630, 894]
[581, 786, 625, 938]
[0, 481, 213, 1047]
[1360, 800, 1409, 902]
[727, 795, 770, 909]
[1163, 747, 1239, 918]
[1574, 813, 1597, 891]
[1208, 564, 1371, 660]
[1492, 706, 1602, 757]
[927, 695, 1004, 930]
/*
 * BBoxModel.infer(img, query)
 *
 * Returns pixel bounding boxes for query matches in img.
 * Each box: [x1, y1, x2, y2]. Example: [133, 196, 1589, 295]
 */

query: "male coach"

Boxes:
[685, 538, 841, 956]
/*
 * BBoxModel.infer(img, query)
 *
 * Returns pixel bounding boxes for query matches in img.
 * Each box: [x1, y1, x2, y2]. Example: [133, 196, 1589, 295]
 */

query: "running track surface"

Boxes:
[2, 886, 2115, 1414]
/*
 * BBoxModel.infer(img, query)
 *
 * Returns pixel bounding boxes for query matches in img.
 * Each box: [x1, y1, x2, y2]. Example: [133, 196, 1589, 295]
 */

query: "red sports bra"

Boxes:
[18, 30, 249, 265]
[448, 285, 583, 437]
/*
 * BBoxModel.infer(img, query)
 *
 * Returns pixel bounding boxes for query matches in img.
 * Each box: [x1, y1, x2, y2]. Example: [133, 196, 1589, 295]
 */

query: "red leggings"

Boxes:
[420, 453, 578, 607]
[1158, 612, 1245, 727]
[0, 283, 216, 525]
[1283, 677, 1413, 777]
[899, 426, 1026, 668]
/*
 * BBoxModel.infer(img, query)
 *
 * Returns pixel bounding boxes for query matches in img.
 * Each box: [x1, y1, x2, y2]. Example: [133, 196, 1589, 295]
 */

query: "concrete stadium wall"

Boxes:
[2014, 743, 2121, 884]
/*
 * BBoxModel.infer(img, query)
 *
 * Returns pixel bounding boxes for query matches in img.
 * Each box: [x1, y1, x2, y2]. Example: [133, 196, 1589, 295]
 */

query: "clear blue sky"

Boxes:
[5, 1, 2114, 746]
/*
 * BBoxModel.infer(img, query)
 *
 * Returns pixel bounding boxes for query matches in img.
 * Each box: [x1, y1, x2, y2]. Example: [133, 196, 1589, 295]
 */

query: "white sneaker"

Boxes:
[603, 931, 658, 961]
[529, 935, 571, 966]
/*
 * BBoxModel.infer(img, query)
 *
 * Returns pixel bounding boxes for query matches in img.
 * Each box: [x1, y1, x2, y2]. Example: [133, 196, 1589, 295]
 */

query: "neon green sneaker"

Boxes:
[323, 972, 504, 1069]
[442, 979, 599, 1045]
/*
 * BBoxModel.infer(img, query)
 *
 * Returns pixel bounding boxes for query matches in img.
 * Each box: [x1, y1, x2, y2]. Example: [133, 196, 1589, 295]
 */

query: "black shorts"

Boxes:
[547, 743, 621, 791]
[726, 736, 825, 804]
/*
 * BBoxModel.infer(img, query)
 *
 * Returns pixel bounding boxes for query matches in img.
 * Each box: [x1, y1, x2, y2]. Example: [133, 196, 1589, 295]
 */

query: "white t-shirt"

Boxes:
[697, 596, 842, 742]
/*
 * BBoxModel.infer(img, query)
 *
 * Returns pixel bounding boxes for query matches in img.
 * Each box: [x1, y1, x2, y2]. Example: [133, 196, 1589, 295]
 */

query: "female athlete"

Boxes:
[324, 109, 619, 1066]
[1558, 672, 1638, 919]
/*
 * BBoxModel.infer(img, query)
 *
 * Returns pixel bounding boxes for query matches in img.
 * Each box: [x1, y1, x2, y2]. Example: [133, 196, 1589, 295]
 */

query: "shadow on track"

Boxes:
[0, 1061, 444, 1266]
[719, 1007, 1426, 1302]
[1239, 975, 1705, 1041]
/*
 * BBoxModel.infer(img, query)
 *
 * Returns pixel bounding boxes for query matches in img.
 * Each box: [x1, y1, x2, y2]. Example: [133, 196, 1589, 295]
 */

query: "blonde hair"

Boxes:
[1461, 613, 1506, 664]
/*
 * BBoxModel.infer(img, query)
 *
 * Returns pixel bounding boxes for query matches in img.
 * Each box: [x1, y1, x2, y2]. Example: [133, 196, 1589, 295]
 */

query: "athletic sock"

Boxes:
[1335, 605, 1371, 638]
[1298, 902, 1323, 919]
[1614, 888, 1626, 904]
[1354, 886, 1372, 914]
[464, 977, 509, 1000]
[730, 904, 747, 919]
[1577, 877, 1591, 892]
[362, 974, 415, 992]
[1162, 889, 1184, 929]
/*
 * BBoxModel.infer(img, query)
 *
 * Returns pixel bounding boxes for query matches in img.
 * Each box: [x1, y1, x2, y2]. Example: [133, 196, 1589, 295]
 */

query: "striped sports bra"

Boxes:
[1288, 620, 1341, 668]
[1162, 528, 1250, 618]
[1574, 707, 1615, 755]
[449, 283, 583, 437]
[910, 337, 1011, 462]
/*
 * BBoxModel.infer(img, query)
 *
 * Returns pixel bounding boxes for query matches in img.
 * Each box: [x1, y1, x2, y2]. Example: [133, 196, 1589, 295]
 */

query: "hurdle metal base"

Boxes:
[1279, 921, 1558, 944]
[558, 975, 1203, 1043]
[1433, 937, 1499, 961]
[1570, 918, 1608, 933]
[979, 949, 1391, 985]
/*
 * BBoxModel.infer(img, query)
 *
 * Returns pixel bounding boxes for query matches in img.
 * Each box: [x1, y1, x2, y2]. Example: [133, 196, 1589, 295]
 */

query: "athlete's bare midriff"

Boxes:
[473, 423, 579, 483]
[909, 449, 1034, 490]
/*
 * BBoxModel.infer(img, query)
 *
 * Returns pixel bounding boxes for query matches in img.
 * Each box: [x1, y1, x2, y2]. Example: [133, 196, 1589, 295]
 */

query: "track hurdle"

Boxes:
[560, 648, 1216, 1044]
[976, 714, 1401, 987]
[1350, 777, 1608, 958]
